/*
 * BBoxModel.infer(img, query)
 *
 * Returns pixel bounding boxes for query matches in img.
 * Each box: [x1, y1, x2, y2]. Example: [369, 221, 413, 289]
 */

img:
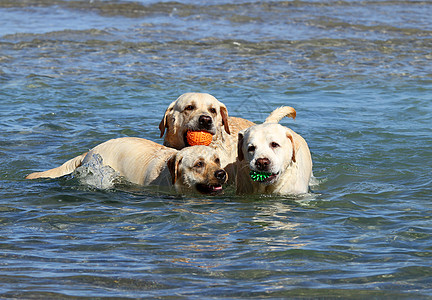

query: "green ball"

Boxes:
[250, 170, 272, 182]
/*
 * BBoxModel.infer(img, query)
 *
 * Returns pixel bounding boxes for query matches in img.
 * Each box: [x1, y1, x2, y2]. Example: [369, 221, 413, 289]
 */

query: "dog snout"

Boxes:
[255, 158, 271, 171]
[198, 115, 213, 130]
[214, 169, 227, 183]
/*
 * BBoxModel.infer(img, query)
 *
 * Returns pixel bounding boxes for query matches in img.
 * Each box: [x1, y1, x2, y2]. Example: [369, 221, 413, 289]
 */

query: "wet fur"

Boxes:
[26, 137, 227, 194]
[236, 106, 312, 195]
[159, 93, 254, 182]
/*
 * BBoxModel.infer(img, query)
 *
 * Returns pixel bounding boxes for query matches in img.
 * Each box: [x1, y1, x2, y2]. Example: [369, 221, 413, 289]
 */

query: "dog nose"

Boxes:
[214, 169, 227, 182]
[255, 158, 271, 171]
[199, 115, 213, 130]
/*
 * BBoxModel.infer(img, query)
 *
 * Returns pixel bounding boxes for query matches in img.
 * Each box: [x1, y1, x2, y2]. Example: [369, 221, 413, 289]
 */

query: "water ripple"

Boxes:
[1, 0, 431, 298]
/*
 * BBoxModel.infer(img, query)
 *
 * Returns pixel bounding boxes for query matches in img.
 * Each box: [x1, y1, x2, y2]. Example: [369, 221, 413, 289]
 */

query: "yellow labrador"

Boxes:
[26, 137, 227, 195]
[236, 107, 313, 195]
[159, 92, 254, 179]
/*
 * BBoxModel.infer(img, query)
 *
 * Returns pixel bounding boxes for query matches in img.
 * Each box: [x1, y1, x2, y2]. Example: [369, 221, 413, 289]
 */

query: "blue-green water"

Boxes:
[1, 0, 431, 298]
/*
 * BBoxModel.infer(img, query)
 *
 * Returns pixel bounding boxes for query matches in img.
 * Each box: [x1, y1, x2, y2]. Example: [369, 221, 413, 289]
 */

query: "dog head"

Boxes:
[167, 145, 228, 195]
[159, 93, 231, 149]
[238, 123, 298, 185]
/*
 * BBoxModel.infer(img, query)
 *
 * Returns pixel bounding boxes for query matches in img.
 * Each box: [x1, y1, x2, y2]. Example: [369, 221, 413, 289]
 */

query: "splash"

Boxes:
[72, 152, 121, 190]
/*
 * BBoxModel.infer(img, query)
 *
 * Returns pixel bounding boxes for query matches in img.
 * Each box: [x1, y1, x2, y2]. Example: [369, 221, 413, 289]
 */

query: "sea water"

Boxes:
[1, 0, 431, 298]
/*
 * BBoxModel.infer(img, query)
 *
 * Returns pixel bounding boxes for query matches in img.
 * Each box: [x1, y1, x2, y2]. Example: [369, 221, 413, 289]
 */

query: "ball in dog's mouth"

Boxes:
[250, 170, 278, 183]
[195, 183, 223, 195]
[185, 130, 213, 146]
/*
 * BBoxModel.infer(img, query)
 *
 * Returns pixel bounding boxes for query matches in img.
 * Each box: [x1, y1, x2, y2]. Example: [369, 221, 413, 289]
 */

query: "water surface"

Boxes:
[1, 0, 431, 298]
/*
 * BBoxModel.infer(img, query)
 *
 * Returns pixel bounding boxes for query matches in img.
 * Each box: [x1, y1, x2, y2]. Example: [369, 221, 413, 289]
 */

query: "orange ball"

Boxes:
[186, 130, 213, 146]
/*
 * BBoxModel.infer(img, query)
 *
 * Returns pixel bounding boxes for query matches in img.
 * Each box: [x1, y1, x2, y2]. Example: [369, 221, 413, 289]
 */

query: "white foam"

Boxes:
[72, 152, 121, 190]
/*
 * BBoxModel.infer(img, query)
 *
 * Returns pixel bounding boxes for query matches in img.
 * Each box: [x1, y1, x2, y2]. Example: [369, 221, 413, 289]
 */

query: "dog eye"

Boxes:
[184, 105, 195, 111]
[215, 158, 220, 164]
[271, 142, 280, 148]
[194, 161, 204, 168]
[248, 145, 255, 152]
[209, 108, 217, 114]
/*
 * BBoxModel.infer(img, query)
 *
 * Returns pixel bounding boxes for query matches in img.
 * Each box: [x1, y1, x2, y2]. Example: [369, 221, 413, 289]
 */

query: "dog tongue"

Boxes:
[196, 183, 223, 194]
[211, 185, 222, 192]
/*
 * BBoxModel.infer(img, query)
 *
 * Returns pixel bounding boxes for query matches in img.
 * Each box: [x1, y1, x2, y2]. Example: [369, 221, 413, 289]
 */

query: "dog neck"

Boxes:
[210, 130, 236, 167]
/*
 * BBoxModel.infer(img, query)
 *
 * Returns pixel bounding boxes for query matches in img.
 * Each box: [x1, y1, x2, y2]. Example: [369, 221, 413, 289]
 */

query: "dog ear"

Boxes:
[286, 132, 297, 163]
[167, 155, 181, 185]
[237, 132, 244, 161]
[159, 101, 175, 138]
[220, 105, 231, 135]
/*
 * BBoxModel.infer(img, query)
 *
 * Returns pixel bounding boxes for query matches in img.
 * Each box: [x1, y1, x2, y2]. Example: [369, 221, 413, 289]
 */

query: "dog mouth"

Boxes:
[195, 183, 223, 195]
[250, 170, 279, 184]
